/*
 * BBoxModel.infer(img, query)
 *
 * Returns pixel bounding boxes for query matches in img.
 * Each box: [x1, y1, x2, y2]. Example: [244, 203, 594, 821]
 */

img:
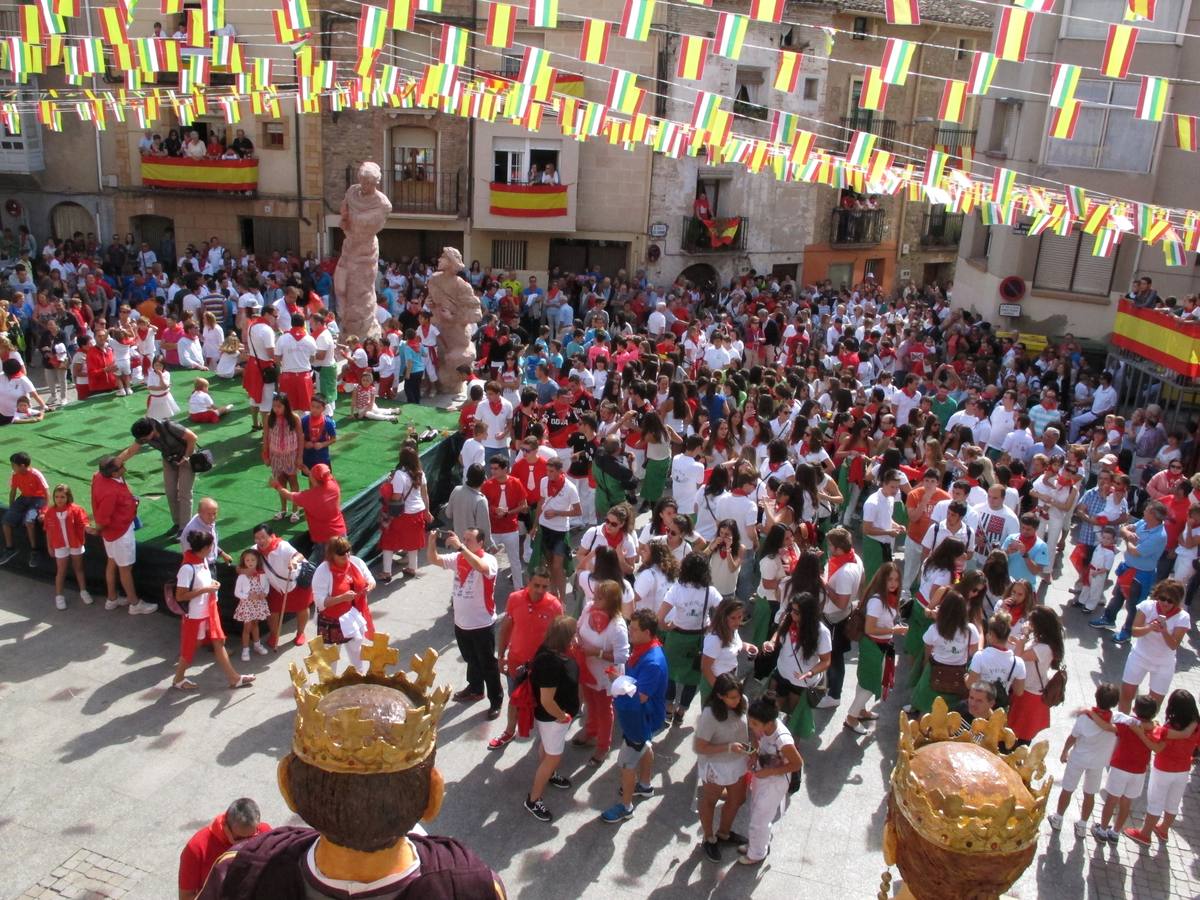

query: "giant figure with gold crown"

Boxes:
[198, 635, 504, 899]
[880, 698, 1052, 900]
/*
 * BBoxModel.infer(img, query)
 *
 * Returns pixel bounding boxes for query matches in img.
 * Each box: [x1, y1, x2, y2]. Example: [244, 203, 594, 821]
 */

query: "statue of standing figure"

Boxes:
[427, 246, 481, 400]
[333, 161, 391, 342]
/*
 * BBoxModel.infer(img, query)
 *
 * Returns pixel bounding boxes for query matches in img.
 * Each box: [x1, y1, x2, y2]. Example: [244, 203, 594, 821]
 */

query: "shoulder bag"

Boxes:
[249, 323, 279, 383]
[262, 548, 316, 590]
[842, 596, 867, 643]
[689, 588, 715, 673]
[1036, 654, 1067, 708]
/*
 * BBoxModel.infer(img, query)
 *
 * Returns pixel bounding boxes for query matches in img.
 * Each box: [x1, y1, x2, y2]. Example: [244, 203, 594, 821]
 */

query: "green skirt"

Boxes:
[750, 594, 774, 646]
[904, 602, 931, 687]
[788, 695, 814, 739]
[318, 366, 337, 406]
[910, 661, 963, 715]
[861, 538, 887, 585]
[664, 630, 704, 687]
[593, 468, 626, 518]
[642, 456, 669, 504]
[856, 637, 888, 698]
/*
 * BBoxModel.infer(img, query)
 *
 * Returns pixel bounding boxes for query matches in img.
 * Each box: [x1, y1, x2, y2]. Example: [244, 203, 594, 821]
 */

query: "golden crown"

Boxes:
[290, 633, 451, 775]
[890, 698, 1052, 855]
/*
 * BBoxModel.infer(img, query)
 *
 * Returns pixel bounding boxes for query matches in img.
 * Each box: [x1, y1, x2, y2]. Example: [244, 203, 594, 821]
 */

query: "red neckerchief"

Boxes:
[602, 524, 625, 548]
[264, 536, 281, 556]
[827, 550, 856, 581]
[1090, 708, 1114, 722]
[311, 323, 326, 339]
[1019, 534, 1036, 552]
[288, 326, 307, 341]
[547, 475, 566, 498]
[329, 557, 367, 598]
[587, 606, 612, 635]
[769, 461, 783, 472]
[489, 397, 503, 415]
[307, 415, 325, 442]
[420, 323, 432, 338]
[882, 589, 900, 611]
[407, 338, 421, 352]
[626, 637, 662, 671]
[182, 550, 206, 566]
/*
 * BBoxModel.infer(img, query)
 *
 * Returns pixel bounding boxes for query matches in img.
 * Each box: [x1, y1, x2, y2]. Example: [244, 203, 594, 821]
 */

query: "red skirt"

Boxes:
[179, 609, 227, 664]
[278, 370, 314, 414]
[1007, 690, 1050, 741]
[242, 359, 266, 404]
[381, 511, 426, 553]
[267, 585, 313, 614]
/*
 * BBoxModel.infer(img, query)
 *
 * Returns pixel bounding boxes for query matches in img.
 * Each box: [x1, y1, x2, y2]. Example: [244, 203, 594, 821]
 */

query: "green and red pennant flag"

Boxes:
[605, 69, 643, 115]
[1101, 24, 1138, 78]
[676, 35, 709, 80]
[714, 11, 748, 59]
[439, 24, 469, 65]
[1049, 63, 1080, 108]
[884, 0, 920, 25]
[1011, 0, 1055, 11]
[358, 6, 388, 51]
[528, 0, 557, 28]
[879, 37, 916, 85]
[619, 0, 654, 41]
[487, 3, 517, 48]
[967, 51, 997, 95]
[282, 0, 311, 29]
[580, 18, 611, 63]
[691, 89, 720, 131]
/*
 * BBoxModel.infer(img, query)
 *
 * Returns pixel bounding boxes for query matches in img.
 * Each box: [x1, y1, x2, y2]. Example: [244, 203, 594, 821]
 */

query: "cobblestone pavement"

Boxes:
[0, 554, 1197, 899]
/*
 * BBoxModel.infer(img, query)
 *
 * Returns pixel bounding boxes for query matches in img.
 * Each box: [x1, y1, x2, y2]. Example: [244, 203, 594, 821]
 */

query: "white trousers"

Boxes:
[493, 529, 525, 590]
[746, 773, 790, 861]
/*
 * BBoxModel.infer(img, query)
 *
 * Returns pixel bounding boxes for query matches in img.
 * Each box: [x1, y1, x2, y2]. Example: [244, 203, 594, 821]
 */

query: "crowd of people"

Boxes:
[1, 223, 1198, 882]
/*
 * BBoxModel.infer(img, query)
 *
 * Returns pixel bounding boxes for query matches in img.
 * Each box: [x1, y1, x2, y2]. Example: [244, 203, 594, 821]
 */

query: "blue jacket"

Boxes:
[614, 643, 668, 744]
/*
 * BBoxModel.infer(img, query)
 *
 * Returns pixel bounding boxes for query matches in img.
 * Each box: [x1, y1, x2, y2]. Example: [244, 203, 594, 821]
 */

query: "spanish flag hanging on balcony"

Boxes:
[490, 183, 568, 217]
[994, 8, 1032, 62]
[1101, 24, 1137, 78]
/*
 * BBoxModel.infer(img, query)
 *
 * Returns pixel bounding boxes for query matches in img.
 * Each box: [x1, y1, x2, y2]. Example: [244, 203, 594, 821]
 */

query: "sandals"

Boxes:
[289, 511, 302, 523]
[571, 734, 595, 748]
[378, 572, 392, 584]
[273, 510, 286, 520]
[843, 718, 868, 735]
[401, 567, 417, 578]
[172, 678, 197, 691]
[228, 675, 256, 689]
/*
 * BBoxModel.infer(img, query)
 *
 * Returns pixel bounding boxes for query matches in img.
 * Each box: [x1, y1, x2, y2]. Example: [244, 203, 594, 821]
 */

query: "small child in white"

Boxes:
[459, 421, 487, 480]
[233, 548, 271, 661]
[1078, 526, 1118, 612]
[12, 397, 43, 423]
[215, 333, 243, 379]
[1047, 682, 1120, 836]
[351, 371, 398, 422]
[188, 377, 235, 424]
[108, 326, 135, 396]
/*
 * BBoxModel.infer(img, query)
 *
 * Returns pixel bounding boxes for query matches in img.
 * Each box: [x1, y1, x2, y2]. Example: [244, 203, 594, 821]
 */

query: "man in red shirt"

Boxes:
[481, 456, 529, 592]
[178, 798, 270, 899]
[0, 450, 49, 566]
[487, 568, 562, 750]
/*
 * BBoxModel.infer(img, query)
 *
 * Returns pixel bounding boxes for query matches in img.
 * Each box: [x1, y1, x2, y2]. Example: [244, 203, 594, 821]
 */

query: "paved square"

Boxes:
[0, 562, 1196, 899]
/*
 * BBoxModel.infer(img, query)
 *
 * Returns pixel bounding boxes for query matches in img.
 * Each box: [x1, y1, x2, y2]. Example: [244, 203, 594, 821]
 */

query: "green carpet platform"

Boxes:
[0, 370, 459, 601]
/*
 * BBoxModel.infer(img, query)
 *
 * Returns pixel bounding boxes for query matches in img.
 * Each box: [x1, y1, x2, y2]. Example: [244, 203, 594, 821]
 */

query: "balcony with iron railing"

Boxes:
[829, 207, 885, 246]
[682, 215, 748, 253]
[921, 211, 965, 247]
[835, 116, 896, 152]
[932, 126, 977, 150]
[345, 166, 463, 215]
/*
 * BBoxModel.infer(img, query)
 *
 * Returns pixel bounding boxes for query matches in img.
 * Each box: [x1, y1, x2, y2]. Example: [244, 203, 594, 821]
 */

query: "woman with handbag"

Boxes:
[253, 522, 314, 648]
[1007, 606, 1065, 744]
[700, 597, 759, 703]
[658, 552, 721, 727]
[309, 535, 375, 673]
[845, 561, 908, 735]
[904, 538, 967, 685]
[693, 673, 750, 863]
[762, 591, 831, 738]
[910, 589, 979, 715]
[378, 444, 430, 581]
[739, 694, 803, 866]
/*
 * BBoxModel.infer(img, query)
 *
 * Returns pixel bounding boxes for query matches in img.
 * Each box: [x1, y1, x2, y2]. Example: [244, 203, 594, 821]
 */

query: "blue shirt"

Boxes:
[1126, 519, 1166, 572]
[613, 643, 668, 744]
[1001, 532, 1050, 583]
[401, 343, 424, 374]
[300, 414, 336, 469]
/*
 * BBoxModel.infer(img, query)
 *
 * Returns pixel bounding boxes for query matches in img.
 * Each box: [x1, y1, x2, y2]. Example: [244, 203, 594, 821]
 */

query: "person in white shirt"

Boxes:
[966, 612, 1026, 704]
[1047, 682, 1121, 836]
[1069, 371, 1118, 442]
[820, 528, 862, 710]
[460, 422, 488, 482]
[274, 313, 317, 414]
[647, 302, 668, 338]
[534, 457, 582, 600]
[310, 537, 377, 674]
[476, 381, 513, 461]
[986, 391, 1018, 459]
[1119, 580, 1190, 711]
[671, 436, 706, 517]
[242, 303, 278, 427]
[702, 332, 732, 371]
[1000, 414, 1034, 467]
[176, 322, 207, 370]
[861, 469, 905, 577]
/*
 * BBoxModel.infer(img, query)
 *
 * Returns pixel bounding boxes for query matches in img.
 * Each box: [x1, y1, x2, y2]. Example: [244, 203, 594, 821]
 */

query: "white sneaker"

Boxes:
[54, 595, 67, 610]
[80, 590, 94, 605]
[104, 596, 129, 611]
[1047, 813, 1063, 831]
[816, 695, 840, 709]
[253, 642, 269, 656]
[241, 648, 251, 662]
[1074, 820, 1089, 837]
[128, 600, 158, 615]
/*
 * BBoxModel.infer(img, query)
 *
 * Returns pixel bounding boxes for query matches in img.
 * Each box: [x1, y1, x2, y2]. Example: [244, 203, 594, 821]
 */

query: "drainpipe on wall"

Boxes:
[84, 0, 104, 236]
[295, 114, 311, 236]
[894, 26, 940, 280]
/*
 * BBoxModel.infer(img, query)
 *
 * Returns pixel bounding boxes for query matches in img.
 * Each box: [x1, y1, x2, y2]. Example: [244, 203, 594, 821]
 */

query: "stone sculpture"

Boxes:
[333, 161, 391, 342]
[427, 246, 480, 399]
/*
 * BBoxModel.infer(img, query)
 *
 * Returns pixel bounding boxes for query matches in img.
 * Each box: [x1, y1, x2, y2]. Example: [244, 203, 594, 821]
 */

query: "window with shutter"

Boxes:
[1033, 233, 1078, 291]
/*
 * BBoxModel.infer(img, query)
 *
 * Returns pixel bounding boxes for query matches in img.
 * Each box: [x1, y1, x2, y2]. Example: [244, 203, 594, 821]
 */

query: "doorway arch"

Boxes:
[131, 214, 175, 264]
[677, 262, 720, 294]
[50, 201, 94, 243]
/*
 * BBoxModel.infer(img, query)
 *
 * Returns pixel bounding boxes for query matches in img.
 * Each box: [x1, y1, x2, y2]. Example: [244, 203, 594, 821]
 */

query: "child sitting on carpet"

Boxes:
[214, 333, 243, 379]
[12, 397, 43, 424]
[351, 371, 398, 422]
[188, 377, 234, 424]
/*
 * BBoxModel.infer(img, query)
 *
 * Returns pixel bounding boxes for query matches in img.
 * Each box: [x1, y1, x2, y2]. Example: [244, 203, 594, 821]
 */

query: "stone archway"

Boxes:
[677, 262, 720, 294]
[50, 201, 95, 243]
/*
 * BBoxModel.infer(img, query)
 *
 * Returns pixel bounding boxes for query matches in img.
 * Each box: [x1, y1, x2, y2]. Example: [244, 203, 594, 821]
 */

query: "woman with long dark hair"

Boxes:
[634, 539, 679, 615]
[262, 393, 304, 522]
[904, 537, 966, 678]
[704, 518, 743, 599]
[910, 588, 979, 714]
[763, 590, 831, 737]
[693, 672, 750, 862]
[658, 552, 722, 725]
[845, 562, 907, 734]
[1008, 605, 1065, 744]
[695, 464, 731, 547]
[378, 442, 429, 580]
[700, 597, 758, 701]
[640, 411, 676, 505]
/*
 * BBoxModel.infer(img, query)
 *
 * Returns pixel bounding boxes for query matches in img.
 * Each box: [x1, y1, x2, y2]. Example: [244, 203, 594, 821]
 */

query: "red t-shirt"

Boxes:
[11, 467, 49, 498]
[511, 456, 547, 505]
[481, 476, 528, 534]
[458, 400, 479, 436]
[506, 589, 564, 664]
[178, 813, 270, 891]
[1153, 725, 1200, 772]
[1110, 719, 1154, 774]
[294, 481, 348, 543]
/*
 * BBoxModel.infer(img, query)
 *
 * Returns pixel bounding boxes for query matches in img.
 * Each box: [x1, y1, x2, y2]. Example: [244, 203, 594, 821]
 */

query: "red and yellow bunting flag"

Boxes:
[580, 19, 610, 63]
[487, 3, 517, 48]
[55, 0, 81, 13]
[389, 0, 415, 30]
[937, 79, 967, 123]
[97, 6, 128, 44]
[885, 0, 920, 25]
[774, 49, 802, 93]
[1048, 97, 1080, 139]
[1125, 0, 1155, 21]
[1101, 24, 1138, 78]
[1175, 114, 1198, 151]
[858, 66, 888, 112]
[273, 10, 301, 43]
[994, 8, 1033, 62]
[677, 35, 709, 80]
[750, 0, 783, 24]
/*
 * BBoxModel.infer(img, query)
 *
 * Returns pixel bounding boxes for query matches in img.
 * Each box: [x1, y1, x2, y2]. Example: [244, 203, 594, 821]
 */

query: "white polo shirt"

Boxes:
[862, 488, 898, 547]
[538, 476, 580, 530]
[475, 396, 513, 445]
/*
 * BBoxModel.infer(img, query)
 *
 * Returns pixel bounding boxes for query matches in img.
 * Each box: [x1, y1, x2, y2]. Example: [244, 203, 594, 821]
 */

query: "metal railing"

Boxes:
[829, 208, 885, 246]
[837, 116, 896, 151]
[932, 127, 977, 149]
[344, 166, 463, 215]
[921, 211, 965, 247]
[682, 215, 748, 253]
